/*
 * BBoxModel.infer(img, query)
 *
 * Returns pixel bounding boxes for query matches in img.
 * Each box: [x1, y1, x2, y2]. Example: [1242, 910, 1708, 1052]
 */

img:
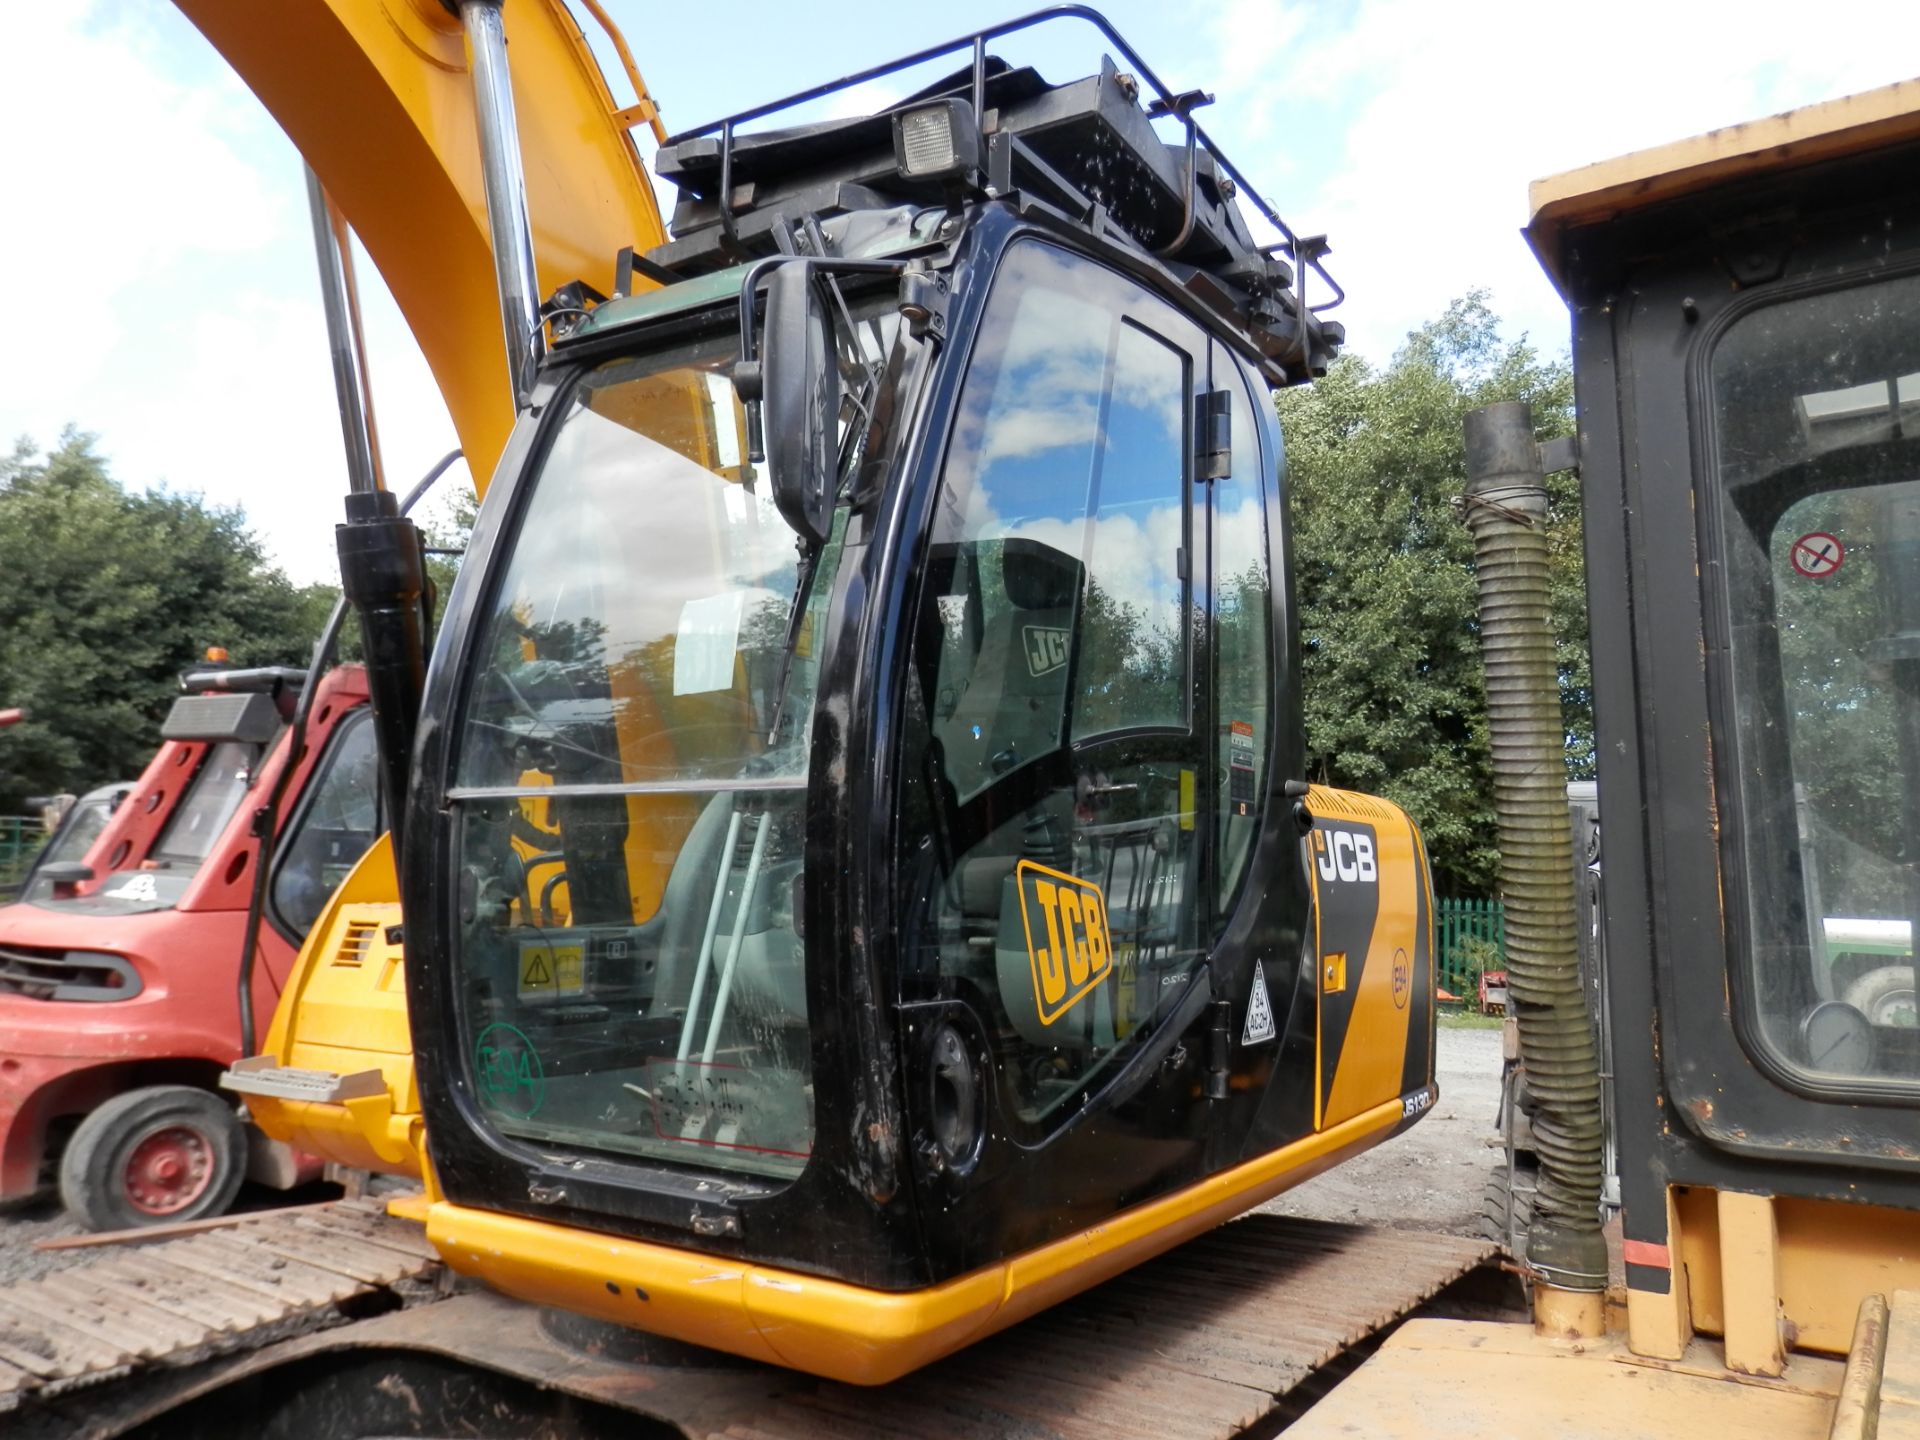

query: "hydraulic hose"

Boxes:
[1462, 402, 1608, 1312]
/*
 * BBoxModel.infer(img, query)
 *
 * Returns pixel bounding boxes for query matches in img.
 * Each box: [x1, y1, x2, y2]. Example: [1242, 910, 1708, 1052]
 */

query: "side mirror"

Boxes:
[759, 263, 839, 548]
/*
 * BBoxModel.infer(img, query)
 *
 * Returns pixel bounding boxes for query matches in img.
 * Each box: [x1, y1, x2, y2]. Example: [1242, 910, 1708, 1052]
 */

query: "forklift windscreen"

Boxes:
[447, 317, 875, 1178]
[149, 742, 256, 868]
[1712, 267, 1920, 1090]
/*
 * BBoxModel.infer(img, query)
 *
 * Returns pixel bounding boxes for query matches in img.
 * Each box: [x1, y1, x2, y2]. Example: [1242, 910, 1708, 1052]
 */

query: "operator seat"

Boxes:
[933, 537, 1082, 804]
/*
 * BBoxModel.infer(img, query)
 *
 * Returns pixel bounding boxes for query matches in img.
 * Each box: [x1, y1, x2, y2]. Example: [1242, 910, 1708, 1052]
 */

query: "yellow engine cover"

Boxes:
[1303, 785, 1437, 1132]
[248, 835, 423, 1177]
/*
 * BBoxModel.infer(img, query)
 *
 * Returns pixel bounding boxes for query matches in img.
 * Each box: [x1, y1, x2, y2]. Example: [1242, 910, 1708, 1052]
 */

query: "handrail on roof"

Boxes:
[653, 4, 1342, 314]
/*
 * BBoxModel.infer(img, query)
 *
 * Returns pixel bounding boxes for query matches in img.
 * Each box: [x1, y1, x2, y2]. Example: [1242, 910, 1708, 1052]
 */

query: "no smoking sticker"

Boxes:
[1791, 531, 1845, 579]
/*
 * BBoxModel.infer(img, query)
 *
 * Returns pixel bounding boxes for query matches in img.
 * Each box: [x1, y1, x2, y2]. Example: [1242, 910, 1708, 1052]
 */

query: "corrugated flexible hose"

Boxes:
[1463, 402, 1608, 1293]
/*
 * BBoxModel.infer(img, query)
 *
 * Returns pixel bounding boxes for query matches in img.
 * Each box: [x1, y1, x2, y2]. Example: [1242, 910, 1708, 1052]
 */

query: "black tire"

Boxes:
[1480, 1156, 1535, 1256]
[1845, 966, 1918, 1030]
[58, 1085, 246, 1232]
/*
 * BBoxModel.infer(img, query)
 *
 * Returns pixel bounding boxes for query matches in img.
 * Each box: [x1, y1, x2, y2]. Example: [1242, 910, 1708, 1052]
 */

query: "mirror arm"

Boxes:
[733, 255, 908, 462]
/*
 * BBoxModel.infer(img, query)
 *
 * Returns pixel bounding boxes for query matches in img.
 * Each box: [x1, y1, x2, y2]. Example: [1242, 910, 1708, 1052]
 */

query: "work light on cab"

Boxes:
[892, 98, 984, 188]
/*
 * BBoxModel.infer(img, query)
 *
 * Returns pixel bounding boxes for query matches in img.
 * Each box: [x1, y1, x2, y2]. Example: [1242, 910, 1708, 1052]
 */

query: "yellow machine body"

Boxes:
[174, 0, 668, 491]
[240, 836, 420, 1178]
[255, 784, 1436, 1383]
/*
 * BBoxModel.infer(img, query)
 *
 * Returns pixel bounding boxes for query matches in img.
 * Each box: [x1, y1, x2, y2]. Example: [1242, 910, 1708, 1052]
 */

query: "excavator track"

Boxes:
[5, 1211, 1496, 1439]
[0, 1196, 440, 1418]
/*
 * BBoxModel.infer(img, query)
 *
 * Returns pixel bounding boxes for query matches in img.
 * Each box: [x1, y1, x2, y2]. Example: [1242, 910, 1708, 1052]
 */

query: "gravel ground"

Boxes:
[0, 1025, 1503, 1285]
[0, 1195, 80, 1286]
[1258, 1022, 1505, 1236]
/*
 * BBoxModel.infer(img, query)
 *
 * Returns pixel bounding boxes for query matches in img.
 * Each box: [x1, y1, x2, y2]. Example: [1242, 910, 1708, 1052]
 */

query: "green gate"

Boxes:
[0, 815, 46, 900]
[1435, 896, 1506, 1001]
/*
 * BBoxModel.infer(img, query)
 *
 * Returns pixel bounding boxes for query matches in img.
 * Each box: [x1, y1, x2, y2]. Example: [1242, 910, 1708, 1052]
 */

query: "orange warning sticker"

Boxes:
[1015, 859, 1113, 1026]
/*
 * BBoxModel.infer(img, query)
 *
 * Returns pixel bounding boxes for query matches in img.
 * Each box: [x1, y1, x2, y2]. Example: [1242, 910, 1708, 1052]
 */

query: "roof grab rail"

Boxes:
[657, 3, 1342, 314]
[575, 0, 668, 144]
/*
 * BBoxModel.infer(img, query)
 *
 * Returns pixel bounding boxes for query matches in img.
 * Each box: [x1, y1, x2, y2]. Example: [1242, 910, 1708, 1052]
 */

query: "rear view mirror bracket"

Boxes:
[732, 254, 907, 547]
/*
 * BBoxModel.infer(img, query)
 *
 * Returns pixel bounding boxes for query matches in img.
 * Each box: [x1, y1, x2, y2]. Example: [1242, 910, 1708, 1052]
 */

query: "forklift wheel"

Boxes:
[58, 1086, 246, 1231]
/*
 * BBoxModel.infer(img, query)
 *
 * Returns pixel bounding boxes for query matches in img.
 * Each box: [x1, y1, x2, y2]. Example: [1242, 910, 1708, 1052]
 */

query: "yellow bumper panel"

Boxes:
[426, 1093, 1409, 1384]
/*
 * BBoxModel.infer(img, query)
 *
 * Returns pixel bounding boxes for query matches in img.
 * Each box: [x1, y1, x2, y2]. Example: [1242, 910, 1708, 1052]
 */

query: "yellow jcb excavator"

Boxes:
[24, 8, 1918, 1440]
[0, 5, 1472, 1436]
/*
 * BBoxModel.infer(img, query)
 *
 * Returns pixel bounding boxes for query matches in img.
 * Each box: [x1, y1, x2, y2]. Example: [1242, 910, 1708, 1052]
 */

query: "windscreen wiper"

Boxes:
[763, 539, 823, 747]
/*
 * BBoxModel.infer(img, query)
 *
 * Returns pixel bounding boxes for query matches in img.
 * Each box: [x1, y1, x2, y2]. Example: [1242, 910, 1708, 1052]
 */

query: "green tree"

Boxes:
[0, 431, 319, 810]
[1280, 294, 1584, 895]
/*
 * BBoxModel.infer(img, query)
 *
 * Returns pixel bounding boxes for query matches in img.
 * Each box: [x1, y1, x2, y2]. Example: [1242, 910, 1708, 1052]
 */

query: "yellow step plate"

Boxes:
[1287, 1319, 1845, 1440]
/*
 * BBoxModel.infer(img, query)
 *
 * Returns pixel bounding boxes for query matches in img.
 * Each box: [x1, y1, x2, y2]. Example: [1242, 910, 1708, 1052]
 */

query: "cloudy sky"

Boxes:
[2, 2, 1918, 584]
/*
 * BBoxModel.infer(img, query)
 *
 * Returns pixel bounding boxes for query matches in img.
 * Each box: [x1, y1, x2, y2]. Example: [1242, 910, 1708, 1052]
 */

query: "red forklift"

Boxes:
[0, 656, 382, 1229]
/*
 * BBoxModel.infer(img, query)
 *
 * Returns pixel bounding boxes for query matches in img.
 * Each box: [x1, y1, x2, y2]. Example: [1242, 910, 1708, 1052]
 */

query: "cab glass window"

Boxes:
[1712, 271, 1920, 1091]
[897, 239, 1202, 1131]
[446, 321, 877, 1179]
[1211, 367, 1273, 921]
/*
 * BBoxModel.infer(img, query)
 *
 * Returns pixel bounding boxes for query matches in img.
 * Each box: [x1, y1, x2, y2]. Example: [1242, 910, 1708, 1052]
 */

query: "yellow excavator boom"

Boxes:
[192, 0, 671, 1187]
[175, 0, 668, 493]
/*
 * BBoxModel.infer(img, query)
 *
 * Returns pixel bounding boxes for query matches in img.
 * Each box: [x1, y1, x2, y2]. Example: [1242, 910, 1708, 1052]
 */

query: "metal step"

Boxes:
[221, 1055, 388, 1104]
[1892, 1290, 1920, 1437]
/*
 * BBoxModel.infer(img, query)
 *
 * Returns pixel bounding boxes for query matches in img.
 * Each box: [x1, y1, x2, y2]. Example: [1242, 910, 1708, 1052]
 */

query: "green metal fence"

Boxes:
[0, 815, 46, 900]
[1436, 896, 1506, 1001]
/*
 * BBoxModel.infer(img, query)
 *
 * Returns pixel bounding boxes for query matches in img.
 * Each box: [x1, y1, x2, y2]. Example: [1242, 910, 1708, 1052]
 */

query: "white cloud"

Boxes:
[1196, 0, 1920, 360]
[0, 4, 467, 587]
[0, 6, 278, 430]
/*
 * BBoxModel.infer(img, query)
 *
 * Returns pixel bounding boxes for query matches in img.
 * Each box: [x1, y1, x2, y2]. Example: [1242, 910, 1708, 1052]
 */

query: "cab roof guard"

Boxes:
[644, 5, 1343, 381]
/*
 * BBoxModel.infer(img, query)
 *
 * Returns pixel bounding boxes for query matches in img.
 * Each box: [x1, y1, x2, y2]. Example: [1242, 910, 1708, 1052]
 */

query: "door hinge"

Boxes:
[1205, 997, 1232, 1100]
[1196, 389, 1231, 481]
[898, 268, 950, 341]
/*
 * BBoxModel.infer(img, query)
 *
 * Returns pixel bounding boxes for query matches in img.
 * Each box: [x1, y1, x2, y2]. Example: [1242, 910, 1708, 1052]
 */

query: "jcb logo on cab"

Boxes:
[1023, 624, 1070, 677]
[1313, 828, 1377, 884]
[1016, 859, 1113, 1025]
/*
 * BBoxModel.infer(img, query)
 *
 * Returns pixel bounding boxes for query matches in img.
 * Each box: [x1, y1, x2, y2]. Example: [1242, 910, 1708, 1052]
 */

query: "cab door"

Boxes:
[1200, 343, 1319, 1154]
[893, 236, 1262, 1267]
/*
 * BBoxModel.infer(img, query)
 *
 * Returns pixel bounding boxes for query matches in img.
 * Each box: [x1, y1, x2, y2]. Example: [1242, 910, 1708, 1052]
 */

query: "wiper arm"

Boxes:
[763, 539, 823, 746]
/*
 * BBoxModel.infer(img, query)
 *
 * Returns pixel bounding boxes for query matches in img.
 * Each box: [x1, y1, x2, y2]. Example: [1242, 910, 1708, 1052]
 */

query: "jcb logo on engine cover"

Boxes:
[1312, 828, 1378, 885]
[1016, 859, 1112, 1025]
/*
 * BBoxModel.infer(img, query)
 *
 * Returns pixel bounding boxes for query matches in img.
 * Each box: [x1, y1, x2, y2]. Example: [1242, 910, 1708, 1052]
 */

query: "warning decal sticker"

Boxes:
[1243, 960, 1277, 1044]
[517, 938, 584, 999]
[1229, 719, 1257, 814]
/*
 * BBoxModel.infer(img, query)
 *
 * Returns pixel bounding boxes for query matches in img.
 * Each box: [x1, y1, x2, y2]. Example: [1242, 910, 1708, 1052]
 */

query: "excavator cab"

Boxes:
[1523, 81, 1920, 1373]
[389, 16, 1440, 1378]
[249, 9, 1436, 1384]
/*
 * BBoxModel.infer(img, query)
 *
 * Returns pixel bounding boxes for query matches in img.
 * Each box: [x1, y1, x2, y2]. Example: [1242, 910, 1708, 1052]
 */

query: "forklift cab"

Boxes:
[1529, 80, 1920, 1363]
